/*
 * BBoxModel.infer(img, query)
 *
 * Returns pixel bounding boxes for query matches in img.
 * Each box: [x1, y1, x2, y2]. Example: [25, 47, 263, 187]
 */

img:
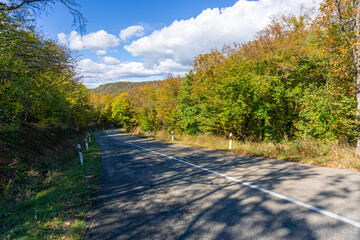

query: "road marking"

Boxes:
[105, 132, 360, 228]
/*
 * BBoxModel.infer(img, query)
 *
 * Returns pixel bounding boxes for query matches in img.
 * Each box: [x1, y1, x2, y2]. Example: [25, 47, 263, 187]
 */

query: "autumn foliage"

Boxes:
[2, 1, 359, 146]
[107, 10, 358, 146]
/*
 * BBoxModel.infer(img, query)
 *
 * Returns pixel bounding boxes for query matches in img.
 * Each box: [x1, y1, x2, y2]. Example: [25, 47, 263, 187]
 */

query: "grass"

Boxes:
[128, 129, 360, 171]
[0, 132, 101, 240]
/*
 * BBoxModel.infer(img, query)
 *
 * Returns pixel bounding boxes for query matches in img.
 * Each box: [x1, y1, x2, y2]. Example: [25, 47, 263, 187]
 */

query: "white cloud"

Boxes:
[124, 0, 317, 65]
[57, 32, 68, 45]
[77, 57, 191, 88]
[96, 50, 107, 55]
[58, 30, 120, 52]
[71, 0, 319, 88]
[119, 25, 145, 42]
[102, 56, 121, 65]
[153, 58, 191, 73]
[77, 58, 157, 86]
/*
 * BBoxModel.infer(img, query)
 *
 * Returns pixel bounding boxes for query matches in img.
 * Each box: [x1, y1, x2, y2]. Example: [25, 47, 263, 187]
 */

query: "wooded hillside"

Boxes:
[91, 81, 160, 96]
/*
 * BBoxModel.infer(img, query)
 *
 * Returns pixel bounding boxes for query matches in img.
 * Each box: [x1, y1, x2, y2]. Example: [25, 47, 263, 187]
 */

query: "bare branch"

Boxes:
[0, 0, 86, 34]
[0, 0, 43, 11]
[60, 0, 86, 34]
[334, 0, 352, 45]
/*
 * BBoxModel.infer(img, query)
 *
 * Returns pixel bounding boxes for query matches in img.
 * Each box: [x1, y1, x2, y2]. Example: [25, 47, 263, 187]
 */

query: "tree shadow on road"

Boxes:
[87, 132, 360, 239]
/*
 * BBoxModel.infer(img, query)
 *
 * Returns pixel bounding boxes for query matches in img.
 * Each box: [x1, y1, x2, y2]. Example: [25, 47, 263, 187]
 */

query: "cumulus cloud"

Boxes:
[58, 26, 145, 53]
[57, 30, 120, 52]
[96, 50, 107, 55]
[58, 32, 68, 45]
[102, 56, 121, 65]
[71, 0, 319, 87]
[119, 26, 145, 42]
[77, 57, 191, 88]
[125, 0, 317, 66]
[153, 59, 191, 73]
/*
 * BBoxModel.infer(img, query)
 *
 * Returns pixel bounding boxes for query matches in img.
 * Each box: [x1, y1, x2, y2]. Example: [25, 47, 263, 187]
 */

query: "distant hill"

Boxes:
[91, 81, 160, 96]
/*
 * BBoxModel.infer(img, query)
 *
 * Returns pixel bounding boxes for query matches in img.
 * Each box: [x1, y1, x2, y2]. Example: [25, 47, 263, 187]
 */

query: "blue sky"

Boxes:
[36, 0, 318, 88]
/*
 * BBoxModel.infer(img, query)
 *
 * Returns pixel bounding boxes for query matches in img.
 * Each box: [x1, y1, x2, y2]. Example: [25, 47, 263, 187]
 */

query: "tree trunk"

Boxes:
[356, 77, 360, 154]
[355, 1, 360, 154]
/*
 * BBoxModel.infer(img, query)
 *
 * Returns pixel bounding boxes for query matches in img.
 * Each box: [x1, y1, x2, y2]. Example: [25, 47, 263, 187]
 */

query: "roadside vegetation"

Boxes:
[0, 1, 101, 239]
[102, 3, 360, 171]
[129, 129, 360, 171]
[0, 130, 100, 239]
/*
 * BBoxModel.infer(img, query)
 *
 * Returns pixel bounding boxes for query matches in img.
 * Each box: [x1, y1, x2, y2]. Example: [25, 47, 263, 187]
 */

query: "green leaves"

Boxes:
[171, 11, 356, 144]
[112, 93, 133, 130]
[89, 9, 356, 146]
[0, 11, 93, 128]
[295, 86, 357, 142]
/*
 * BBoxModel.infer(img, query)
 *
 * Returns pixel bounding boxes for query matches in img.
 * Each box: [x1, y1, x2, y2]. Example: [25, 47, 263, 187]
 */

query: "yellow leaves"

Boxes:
[338, 47, 346, 54]
[155, 75, 182, 124]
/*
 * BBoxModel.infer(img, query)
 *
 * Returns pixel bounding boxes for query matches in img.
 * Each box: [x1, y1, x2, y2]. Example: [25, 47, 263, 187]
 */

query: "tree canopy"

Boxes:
[0, 0, 91, 128]
[98, 7, 359, 148]
[2, 0, 360, 151]
[0, 0, 86, 34]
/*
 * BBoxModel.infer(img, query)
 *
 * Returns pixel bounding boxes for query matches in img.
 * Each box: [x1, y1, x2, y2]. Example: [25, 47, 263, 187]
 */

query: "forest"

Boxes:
[104, 3, 359, 148]
[91, 80, 160, 96]
[1, 1, 360, 149]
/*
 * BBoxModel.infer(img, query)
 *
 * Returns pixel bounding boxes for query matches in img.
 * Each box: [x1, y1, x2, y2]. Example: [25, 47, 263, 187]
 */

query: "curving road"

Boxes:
[86, 130, 360, 239]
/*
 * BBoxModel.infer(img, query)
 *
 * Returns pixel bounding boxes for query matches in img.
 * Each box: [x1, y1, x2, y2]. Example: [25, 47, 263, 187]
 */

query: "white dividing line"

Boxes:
[105, 132, 360, 228]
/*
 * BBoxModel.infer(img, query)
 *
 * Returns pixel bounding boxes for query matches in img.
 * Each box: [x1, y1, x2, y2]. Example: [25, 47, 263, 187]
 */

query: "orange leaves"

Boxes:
[338, 46, 347, 53]
[192, 50, 226, 83]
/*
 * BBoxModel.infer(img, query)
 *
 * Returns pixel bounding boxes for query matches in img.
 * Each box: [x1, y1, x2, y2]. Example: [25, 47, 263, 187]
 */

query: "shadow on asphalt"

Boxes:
[86, 131, 360, 240]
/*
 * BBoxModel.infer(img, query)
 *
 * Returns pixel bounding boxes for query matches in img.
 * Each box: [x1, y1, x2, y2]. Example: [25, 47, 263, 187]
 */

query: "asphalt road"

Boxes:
[86, 130, 360, 239]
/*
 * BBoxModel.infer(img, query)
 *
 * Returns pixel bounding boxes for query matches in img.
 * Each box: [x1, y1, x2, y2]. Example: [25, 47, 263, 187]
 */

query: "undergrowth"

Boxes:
[0, 125, 100, 240]
[129, 129, 360, 171]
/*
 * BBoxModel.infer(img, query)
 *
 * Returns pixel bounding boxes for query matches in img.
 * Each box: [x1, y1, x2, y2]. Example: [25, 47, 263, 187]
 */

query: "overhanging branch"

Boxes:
[335, 0, 352, 45]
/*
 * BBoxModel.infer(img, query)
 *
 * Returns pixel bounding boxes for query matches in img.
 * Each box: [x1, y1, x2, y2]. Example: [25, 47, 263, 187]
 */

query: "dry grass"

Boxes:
[127, 129, 360, 171]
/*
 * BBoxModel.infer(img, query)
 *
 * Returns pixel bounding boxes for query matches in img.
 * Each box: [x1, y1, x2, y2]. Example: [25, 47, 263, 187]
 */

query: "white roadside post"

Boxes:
[148, 131, 150, 137]
[85, 138, 89, 150]
[88, 133, 91, 142]
[78, 144, 83, 165]
[229, 133, 233, 150]
[171, 131, 174, 142]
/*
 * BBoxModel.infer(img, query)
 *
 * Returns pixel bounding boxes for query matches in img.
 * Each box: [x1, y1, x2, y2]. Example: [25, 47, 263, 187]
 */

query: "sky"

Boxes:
[36, 0, 319, 88]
